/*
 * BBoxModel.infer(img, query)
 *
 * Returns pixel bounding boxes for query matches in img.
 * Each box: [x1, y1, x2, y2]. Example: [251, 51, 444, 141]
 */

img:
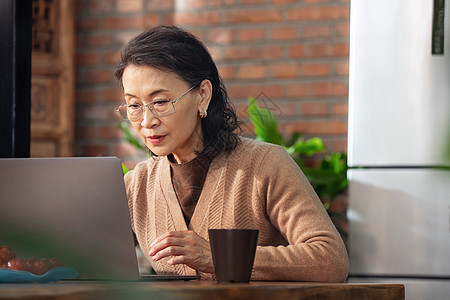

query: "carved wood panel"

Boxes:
[30, 0, 74, 157]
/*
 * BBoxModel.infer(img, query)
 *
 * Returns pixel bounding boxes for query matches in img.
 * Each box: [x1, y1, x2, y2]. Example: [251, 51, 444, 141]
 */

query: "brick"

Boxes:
[332, 43, 349, 56]
[114, 142, 139, 156]
[77, 105, 111, 120]
[284, 120, 347, 135]
[75, 1, 82, 13]
[116, 32, 141, 46]
[300, 102, 329, 116]
[226, 9, 283, 23]
[240, 121, 256, 137]
[224, 46, 283, 60]
[147, 0, 174, 10]
[310, 82, 348, 97]
[241, 0, 267, 4]
[163, 13, 175, 25]
[103, 51, 122, 66]
[288, 45, 305, 58]
[207, 46, 222, 62]
[208, 0, 235, 7]
[300, 63, 330, 76]
[270, 27, 297, 40]
[77, 88, 99, 104]
[103, 88, 124, 103]
[287, 82, 347, 97]
[217, 65, 235, 80]
[83, 144, 109, 156]
[289, 43, 348, 58]
[270, 63, 298, 78]
[227, 84, 283, 99]
[76, 17, 100, 31]
[276, 102, 297, 116]
[75, 70, 83, 84]
[174, 0, 205, 10]
[86, 34, 114, 47]
[287, 6, 349, 20]
[75, 35, 82, 49]
[286, 83, 308, 97]
[208, 28, 234, 43]
[235, 103, 251, 120]
[237, 64, 266, 80]
[331, 138, 348, 153]
[86, 0, 113, 13]
[86, 70, 114, 84]
[334, 62, 349, 76]
[117, 0, 143, 12]
[173, 11, 221, 25]
[102, 16, 144, 29]
[305, 44, 329, 57]
[336, 22, 350, 37]
[304, 0, 332, 3]
[302, 25, 331, 38]
[76, 126, 96, 139]
[271, 0, 297, 3]
[237, 28, 266, 41]
[189, 29, 205, 41]
[76, 53, 99, 66]
[332, 102, 348, 115]
[144, 14, 160, 28]
[100, 126, 122, 139]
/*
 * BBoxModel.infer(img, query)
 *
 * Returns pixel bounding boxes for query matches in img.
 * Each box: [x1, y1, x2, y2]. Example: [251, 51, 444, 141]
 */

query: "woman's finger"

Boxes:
[151, 245, 185, 261]
[149, 230, 214, 274]
[149, 231, 187, 256]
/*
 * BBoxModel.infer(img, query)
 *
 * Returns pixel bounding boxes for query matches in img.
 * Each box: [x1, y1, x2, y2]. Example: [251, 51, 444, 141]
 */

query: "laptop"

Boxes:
[0, 157, 199, 281]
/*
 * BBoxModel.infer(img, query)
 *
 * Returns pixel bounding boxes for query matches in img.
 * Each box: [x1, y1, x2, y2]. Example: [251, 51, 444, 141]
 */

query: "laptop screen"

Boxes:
[0, 157, 140, 280]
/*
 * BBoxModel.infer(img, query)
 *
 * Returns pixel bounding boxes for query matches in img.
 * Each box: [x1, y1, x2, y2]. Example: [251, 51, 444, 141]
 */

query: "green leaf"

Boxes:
[285, 132, 302, 147]
[302, 168, 345, 184]
[117, 121, 146, 152]
[294, 137, 325, 156]
[247, 97, 283, 145]
[121, 163, 129, 175]
[321, 153, 348, 173]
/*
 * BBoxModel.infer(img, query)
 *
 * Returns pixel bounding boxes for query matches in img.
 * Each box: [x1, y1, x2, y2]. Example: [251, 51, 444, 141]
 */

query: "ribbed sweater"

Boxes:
[124, 137, 349, 282]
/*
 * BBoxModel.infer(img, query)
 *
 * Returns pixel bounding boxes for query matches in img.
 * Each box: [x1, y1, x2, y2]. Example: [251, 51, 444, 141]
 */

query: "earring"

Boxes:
[199, 108, 207, 118]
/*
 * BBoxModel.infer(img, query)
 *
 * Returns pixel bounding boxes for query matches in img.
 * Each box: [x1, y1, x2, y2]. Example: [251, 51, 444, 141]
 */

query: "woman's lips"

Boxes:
[147, 135, 166, 145]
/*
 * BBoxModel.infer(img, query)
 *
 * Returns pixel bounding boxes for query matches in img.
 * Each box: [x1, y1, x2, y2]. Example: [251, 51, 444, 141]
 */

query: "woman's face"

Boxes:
[121, 65, 211, 163]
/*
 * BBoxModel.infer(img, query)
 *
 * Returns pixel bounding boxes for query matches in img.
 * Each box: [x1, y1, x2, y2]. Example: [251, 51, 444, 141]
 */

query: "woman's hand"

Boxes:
[149, 230, 214, 274]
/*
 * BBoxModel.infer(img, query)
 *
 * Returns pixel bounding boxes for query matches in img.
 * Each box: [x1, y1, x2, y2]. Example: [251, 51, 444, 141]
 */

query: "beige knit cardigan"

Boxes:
[124, 137, 349, 282]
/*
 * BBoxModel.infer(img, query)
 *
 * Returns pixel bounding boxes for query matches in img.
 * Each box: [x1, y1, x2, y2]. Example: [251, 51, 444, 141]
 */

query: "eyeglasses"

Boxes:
[115, 85, 196, 122]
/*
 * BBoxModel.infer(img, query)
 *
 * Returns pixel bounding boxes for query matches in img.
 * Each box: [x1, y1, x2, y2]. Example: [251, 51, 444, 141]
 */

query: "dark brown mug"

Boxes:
[208, 229, 259, 283]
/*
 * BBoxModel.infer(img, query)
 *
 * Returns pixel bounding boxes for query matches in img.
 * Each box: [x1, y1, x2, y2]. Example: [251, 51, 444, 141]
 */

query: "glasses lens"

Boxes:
[127, 104, 143, 121]
[118, 104, 143, 121]
[118, 105, 130, 120]
[152, 100, 174, 117]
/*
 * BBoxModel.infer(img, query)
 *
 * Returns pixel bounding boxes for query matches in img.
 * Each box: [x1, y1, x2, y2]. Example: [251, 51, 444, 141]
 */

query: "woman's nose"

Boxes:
[140, 108, 158, 128]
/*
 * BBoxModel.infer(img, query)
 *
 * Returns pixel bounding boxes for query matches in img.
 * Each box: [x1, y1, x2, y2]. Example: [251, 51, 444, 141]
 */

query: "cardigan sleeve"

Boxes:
[252, 146, 349, 282]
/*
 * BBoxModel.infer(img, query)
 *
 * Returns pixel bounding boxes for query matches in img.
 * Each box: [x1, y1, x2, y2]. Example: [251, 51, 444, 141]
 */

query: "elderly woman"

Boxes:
[114, 25, 348, 282]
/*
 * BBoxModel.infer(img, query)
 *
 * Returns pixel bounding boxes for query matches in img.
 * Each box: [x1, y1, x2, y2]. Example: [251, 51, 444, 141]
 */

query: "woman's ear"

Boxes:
[197, 79, 212, 111]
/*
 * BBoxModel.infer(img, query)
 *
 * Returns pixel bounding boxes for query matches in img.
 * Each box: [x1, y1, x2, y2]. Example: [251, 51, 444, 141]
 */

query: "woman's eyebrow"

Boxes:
[124, 89, 169, 99]
[148, 89, 169, 97]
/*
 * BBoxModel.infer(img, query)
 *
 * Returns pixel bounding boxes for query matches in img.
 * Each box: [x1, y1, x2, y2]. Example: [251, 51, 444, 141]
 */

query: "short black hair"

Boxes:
[114, 25, 241, 159]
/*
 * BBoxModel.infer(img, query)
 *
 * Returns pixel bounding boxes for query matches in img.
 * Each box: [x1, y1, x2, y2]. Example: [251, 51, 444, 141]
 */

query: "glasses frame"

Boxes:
[115, 85, 197, 121]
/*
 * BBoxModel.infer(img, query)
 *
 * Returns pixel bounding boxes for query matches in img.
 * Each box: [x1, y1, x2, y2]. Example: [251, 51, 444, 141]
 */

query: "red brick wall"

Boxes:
[75, 0, 350, 167]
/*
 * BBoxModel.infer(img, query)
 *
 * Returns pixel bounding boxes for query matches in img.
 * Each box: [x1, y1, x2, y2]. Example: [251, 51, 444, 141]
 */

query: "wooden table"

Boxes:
[0, 280, 405, 300]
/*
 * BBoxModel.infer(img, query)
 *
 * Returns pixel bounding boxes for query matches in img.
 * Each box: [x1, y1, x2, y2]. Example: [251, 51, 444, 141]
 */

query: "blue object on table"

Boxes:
[0, 267, 78, 283]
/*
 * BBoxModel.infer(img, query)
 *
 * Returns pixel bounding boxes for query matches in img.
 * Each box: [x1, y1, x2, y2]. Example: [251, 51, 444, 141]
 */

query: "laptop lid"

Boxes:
[0, 157, 140, 280]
